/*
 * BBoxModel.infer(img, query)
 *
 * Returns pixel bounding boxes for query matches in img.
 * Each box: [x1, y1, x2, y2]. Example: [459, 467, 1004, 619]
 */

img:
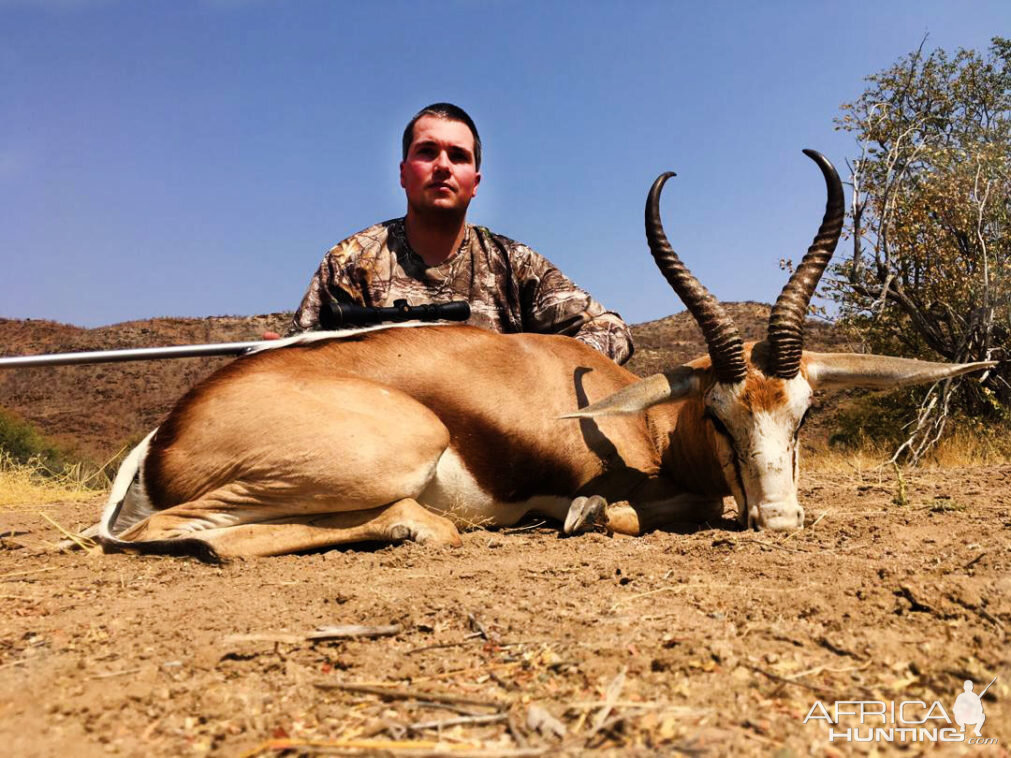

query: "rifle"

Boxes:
[0, 299, 470, 369]
[978, 675, 997, 699]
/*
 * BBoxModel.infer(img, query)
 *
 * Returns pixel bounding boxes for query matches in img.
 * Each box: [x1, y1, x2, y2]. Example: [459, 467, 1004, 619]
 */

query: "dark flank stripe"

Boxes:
[98, 535, 222, 563]
[430, 396, 583, 502]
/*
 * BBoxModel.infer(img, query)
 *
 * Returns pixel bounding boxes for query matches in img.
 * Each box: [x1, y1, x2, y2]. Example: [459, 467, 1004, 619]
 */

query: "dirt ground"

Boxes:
[1, 465, 1008, 757]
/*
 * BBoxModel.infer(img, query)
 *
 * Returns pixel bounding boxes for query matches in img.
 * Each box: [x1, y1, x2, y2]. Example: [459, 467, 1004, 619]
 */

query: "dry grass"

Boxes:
[804, 444, 894, 474]
[804, 425, 1011, 474]
[917, 424, 1011, 467]
[0, 451, 106, 508]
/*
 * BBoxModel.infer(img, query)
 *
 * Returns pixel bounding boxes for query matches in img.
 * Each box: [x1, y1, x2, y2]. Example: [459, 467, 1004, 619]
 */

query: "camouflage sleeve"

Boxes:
[510, 243, 634, 365]
[287, 244, 361, 336]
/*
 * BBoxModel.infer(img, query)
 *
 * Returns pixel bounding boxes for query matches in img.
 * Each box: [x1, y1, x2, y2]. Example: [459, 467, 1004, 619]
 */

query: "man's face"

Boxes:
[400, 115, 481, 217]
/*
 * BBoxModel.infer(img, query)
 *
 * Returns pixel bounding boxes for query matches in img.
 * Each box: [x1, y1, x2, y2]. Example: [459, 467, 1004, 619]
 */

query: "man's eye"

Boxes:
[449, 150, 471, 163]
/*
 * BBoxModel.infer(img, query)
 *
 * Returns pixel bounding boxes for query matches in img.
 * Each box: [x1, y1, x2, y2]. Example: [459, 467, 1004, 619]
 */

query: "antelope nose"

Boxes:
[757, 502, 804, 531]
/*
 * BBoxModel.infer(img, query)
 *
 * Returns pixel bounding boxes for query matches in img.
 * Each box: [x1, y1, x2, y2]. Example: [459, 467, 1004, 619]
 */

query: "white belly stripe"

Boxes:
[418, 447, 570, 528]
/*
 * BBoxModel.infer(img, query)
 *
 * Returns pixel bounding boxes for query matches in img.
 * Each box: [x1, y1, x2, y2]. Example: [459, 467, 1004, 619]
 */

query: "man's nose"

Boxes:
[433, 150, 451, 171]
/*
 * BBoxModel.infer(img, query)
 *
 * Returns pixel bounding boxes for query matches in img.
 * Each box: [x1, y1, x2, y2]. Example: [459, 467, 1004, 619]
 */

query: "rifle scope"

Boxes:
[320, 299, 471, 329]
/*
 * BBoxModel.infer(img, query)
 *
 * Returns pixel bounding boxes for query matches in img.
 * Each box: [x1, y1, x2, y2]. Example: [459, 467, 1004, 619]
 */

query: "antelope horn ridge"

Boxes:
[766, 149, 845, 379]
[646, 172, 747, 384]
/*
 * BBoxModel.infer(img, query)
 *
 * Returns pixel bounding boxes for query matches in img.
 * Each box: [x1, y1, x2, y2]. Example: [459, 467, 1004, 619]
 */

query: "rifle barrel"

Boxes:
[979, 675, 998, 699]
[0, 341, 270, 369]
[0, 300, 472, 369]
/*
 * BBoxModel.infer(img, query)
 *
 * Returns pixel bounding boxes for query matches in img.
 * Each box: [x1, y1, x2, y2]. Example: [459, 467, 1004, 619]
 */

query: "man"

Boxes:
[287, 103, 633, 364]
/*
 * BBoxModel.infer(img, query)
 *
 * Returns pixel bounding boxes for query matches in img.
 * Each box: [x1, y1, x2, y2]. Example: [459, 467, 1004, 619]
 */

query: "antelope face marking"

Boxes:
[705, 373, 812, 530]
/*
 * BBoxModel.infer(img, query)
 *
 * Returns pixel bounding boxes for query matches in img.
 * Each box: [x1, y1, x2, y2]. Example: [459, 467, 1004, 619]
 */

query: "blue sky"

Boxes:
[1, 0, 1008, 328]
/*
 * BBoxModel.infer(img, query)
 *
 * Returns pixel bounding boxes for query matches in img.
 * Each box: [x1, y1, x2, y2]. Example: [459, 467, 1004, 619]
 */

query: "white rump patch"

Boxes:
[99, 429, 158, 542]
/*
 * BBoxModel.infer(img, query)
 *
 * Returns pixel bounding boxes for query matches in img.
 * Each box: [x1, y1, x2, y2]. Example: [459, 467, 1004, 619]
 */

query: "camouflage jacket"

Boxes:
[290, 218, 633, 364]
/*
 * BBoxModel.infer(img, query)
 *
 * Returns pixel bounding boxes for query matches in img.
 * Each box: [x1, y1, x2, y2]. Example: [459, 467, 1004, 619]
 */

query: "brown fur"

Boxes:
[144, 326, 663, 512]
[741, 373, 789, 412]
[653, 397, 730, 497]
[130, 328, 893, 556]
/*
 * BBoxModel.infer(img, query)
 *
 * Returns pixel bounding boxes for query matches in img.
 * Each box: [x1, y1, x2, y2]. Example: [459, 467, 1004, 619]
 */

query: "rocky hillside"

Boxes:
[0, 306, 855, 462]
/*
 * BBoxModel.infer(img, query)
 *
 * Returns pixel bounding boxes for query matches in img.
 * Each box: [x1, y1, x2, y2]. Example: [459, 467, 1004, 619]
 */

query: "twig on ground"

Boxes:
[0, 567, 57, 582]
[314, 681, 506, 710]
[817, 636, 865, 660]
[405, 639, 483, 656]
[91, 667, 143, 680]
[742, 663, 841, 700]
[571, 708, 590, 735]
[787, 661, 872, 680]
[224, 624, 401, 645]
[408, 713, 508, 733]
[488, 669, 518, 692]
[526, 704, 566, 739]
[586, 667, 626, 739]
[736, 724, 782, 747]
[609, 586, 681, 610]
[242, 739, 545, 758]
[497, 521, 545, 533]
[975, 606, 1005, 634]
[468, 612, 490, 641]
[586, 713, 628, 747]
[611, 580, 821, 611]
[507, 711, 529, 747]
[501, 520, 547, 533]
[140, 717, 163, 741]
[41, 512, 97, 551]
[566, 700, 677, 711]
[408, 660, 523, 684]
[949, 596, 1006, 638]
[742, 539, 829, 555]
[964, 552, 986, 570]
[783, 512, 827, 541]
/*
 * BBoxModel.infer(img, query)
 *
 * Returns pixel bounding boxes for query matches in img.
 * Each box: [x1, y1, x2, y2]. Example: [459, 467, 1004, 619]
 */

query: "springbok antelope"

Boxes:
[97, 150, 993, 560]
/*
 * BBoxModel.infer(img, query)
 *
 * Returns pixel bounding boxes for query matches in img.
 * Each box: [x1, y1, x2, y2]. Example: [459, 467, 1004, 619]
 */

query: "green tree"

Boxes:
[829, 37, 1011, 461]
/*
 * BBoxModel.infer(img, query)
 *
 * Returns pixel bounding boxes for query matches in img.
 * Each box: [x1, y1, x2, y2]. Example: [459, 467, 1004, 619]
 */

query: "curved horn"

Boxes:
[766, 149, 845, 379]
[647, 173, 747, 384]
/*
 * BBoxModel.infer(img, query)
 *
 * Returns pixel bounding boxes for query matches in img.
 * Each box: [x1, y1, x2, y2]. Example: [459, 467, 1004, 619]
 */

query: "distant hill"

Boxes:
[0, 306, 855, 461]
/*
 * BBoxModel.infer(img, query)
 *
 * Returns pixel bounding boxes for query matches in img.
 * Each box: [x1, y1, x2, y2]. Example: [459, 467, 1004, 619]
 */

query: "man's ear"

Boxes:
[399, 161, 407, 189]
[472, 171, 481, 197]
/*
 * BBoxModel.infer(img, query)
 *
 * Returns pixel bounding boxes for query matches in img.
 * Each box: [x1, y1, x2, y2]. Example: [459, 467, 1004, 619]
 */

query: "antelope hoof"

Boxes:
[388, 522, 463, 547]
[564, 495, 608, 534]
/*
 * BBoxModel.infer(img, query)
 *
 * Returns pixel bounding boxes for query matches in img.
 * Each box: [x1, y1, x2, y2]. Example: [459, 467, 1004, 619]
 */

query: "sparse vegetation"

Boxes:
[892, 462, 909, 506]
[0, 450, 102, 507]
[0, 405, 71, 470]
[927, 496, 966, 513]
[829, 36, 1011, 461]
[0, 406, 110, 507]
[823, 384, 1011, 464]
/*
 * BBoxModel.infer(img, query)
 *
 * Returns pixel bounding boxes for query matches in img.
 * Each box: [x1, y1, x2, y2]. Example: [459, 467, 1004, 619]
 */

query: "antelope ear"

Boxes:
[561, 366, 703, 419]
[805, 352, 996, 390]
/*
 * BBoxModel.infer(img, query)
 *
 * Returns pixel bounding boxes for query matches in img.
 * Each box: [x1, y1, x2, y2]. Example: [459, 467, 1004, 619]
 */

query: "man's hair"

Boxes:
[402, 103, 482, 170]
